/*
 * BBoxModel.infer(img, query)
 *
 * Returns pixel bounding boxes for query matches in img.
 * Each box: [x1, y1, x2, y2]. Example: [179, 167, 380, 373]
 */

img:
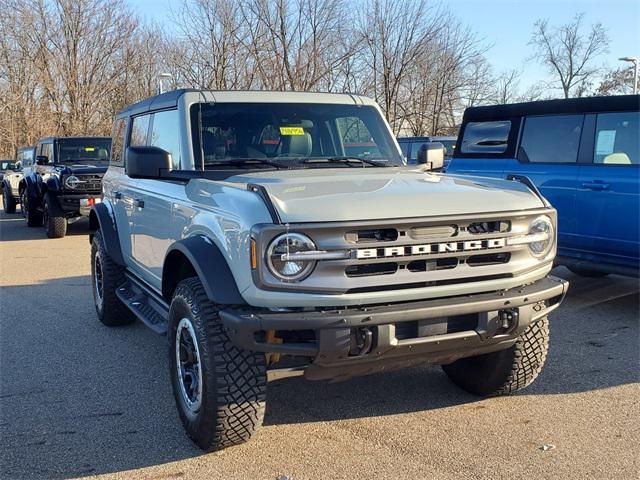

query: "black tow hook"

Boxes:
[349, 327, 373, 356]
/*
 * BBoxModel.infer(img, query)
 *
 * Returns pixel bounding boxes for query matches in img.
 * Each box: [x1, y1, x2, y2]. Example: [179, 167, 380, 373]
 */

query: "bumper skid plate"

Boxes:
[219, 276, 568, 380]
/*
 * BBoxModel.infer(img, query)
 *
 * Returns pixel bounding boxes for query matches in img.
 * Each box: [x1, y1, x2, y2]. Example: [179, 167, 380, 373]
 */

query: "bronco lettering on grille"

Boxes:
[355, 238, 507, 259]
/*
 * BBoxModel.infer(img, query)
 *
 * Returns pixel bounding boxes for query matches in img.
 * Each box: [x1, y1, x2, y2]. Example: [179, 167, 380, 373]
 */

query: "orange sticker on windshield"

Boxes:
[279, 127, 304, 136]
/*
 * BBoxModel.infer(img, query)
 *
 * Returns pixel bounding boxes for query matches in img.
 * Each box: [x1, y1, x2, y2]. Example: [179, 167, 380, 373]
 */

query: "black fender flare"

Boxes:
[24, 175, 41, 202]
[89, 202, 125, 266]
[44, 175, 62, 193]
[163, 236, 245, 305]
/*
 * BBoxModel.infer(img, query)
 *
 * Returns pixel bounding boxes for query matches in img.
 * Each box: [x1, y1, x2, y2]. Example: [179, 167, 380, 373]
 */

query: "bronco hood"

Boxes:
[227, 167, 545, 223]
[60, 162, 109, 175]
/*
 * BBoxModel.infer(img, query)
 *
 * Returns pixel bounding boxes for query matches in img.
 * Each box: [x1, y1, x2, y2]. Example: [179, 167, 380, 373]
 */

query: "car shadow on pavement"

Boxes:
[0, 269, 638, 479]
[0, 209, 91, 241]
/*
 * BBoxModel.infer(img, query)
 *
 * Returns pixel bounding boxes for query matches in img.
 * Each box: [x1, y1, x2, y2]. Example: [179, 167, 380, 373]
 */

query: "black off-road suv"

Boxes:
[20, 136, 111, 237]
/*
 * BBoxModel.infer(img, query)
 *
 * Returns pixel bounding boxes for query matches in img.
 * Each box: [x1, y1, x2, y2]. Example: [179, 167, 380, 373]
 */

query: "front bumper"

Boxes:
[220, 275, 568, 380]
[57, 194, 102, 216]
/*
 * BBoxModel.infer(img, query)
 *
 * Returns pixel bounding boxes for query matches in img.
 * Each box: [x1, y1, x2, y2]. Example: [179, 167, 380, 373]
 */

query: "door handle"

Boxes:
[114, 191, 123, 200]
[582, 182, 610, 191]
[134, 199, 145, 208]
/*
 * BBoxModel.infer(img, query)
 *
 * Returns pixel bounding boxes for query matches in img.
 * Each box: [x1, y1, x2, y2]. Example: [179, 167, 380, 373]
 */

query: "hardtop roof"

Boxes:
[117, 89, 378, 117]
[462, 94, 640, 122]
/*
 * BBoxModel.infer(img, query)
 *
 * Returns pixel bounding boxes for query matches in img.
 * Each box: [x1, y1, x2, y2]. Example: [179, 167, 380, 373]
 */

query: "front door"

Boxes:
[130, 109, 183, 290]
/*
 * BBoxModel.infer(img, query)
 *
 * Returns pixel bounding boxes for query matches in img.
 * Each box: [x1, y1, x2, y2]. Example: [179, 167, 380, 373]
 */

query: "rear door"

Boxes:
[575, 111, 640, 269]
[103, 116, 138, 265]
[507, 114, 584, 254]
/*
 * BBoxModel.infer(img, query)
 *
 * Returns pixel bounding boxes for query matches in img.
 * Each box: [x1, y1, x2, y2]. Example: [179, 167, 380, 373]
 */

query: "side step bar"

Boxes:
[116, 273, 169, 334]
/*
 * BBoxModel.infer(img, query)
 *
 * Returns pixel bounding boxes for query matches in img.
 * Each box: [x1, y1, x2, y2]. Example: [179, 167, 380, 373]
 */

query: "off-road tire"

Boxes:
[91, 230, 134, 326]
[567, 266, 609, 278]
[442, 316, 550, 396]
[2, 184, 16, 213]
[43, 193, 67, 238]
[23, 191, 42, 227]
[168, 277, 267, 452]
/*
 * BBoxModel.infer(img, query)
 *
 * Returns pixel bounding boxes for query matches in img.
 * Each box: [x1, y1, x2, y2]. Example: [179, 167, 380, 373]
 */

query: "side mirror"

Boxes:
[14, 162, 22, 170]
[126, 146, 172, 179]
[36, 155, 49, 165]
[416, 142, 444, 171]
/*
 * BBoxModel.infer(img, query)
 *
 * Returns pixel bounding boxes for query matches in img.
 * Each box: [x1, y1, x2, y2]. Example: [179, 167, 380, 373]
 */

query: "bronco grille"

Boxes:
[253, 210, 554, 294]
[66, 174, 103, 193]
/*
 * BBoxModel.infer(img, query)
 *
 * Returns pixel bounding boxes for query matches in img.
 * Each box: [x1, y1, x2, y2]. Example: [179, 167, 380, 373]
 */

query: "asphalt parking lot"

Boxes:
[0, 208, 638, 480]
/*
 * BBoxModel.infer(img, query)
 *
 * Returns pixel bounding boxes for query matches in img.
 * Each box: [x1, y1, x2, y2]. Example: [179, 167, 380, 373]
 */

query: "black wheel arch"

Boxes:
[88, 202, 125, 266]
[163, 236, 245, 305]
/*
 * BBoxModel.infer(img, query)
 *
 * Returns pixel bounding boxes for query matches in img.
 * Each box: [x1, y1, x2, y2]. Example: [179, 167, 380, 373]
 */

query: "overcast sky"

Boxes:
[129, 0, 640, 92]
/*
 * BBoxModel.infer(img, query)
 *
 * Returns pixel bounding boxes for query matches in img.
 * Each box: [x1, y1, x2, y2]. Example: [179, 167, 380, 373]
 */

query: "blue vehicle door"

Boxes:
[505, 114, 584, 254]
[575, 111, 640, 269]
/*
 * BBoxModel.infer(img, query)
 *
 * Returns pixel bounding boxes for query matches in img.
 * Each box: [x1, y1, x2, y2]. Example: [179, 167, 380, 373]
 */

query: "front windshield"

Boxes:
[0, 161, 16, 170]
[191, 103, 403, 168]
[56, 138, 111, 163]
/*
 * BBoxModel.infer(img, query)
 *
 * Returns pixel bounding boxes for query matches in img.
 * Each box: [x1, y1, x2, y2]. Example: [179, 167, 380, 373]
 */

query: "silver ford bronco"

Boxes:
[89, 89, 568, 451]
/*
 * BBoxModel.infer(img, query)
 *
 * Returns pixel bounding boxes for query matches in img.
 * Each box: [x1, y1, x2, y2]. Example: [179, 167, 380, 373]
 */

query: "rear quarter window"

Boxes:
[460, 121, 511, 154]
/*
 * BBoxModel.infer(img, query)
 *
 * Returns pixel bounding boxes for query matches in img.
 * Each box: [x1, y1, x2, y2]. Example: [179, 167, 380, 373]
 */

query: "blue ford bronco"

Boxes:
[89, 89, 568, 451]
[447, 95, 640, 277]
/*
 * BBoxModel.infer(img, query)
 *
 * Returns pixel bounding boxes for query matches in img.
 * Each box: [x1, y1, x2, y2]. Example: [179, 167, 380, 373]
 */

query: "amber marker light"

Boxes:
[250, 239, 257, 269]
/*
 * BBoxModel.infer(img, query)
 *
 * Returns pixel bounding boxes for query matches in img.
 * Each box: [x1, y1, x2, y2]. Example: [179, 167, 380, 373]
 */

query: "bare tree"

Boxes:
[595, 67, 635, 96]
[493, 68, 521, 104]
[529, 13, 609, 98]
[358, 0, 444, 134]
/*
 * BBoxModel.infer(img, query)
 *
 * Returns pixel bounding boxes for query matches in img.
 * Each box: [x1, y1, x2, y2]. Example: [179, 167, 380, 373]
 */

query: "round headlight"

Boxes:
[528, 216, 554, 258]
[65, 175, 80, 189]
[266, 233, 316, 282]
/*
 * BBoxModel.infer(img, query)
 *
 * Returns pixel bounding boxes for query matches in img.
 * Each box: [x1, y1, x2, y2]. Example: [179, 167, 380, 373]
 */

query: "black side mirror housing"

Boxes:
[126, 146, 172, 179]
[36, 155, 49, 165]
[416, 142, 445, 171]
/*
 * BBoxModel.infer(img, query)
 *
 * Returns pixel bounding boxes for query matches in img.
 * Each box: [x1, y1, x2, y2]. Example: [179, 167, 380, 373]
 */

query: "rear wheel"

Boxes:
[91, 230, 134, 326]
[23, 191, 42, 227]
[442, 317, 550, 396]
[2, 184, 16, 213]
[169, 277, 267, 451]
[43, 193, 67, 238]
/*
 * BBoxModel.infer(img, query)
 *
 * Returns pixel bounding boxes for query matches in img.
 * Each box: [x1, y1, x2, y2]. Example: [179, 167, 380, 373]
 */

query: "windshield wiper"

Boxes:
[302, 156, 387, 167]
[204, 158, 289, 169]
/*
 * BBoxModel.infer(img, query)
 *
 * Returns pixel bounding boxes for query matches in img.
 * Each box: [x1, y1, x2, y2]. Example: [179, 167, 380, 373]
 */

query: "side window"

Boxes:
[130, 114, 150, 146]
[110, 118, 126, 167]
[40, 143, 53, 162]
[150, 110, 181, 169]
[460, 121, 511, 154]
[519, 115, 583, 164]
[593, 112, 639, 165]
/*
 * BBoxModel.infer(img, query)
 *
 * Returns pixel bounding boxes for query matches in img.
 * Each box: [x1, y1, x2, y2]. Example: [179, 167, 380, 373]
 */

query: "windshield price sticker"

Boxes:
[84, 147, 96, 152]
[279, 127, 305, 136]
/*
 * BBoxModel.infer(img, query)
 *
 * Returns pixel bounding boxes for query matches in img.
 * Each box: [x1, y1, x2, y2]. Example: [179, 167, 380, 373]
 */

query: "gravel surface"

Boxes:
[1, 208, 638, 480]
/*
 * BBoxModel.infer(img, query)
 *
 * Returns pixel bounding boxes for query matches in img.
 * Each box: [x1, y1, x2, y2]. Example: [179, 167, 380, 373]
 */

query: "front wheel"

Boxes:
[442, 317, 550, 396]
[43, 194, 67, 238]
[2, 184, 16, 213]
[168, 277, 267, 451]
